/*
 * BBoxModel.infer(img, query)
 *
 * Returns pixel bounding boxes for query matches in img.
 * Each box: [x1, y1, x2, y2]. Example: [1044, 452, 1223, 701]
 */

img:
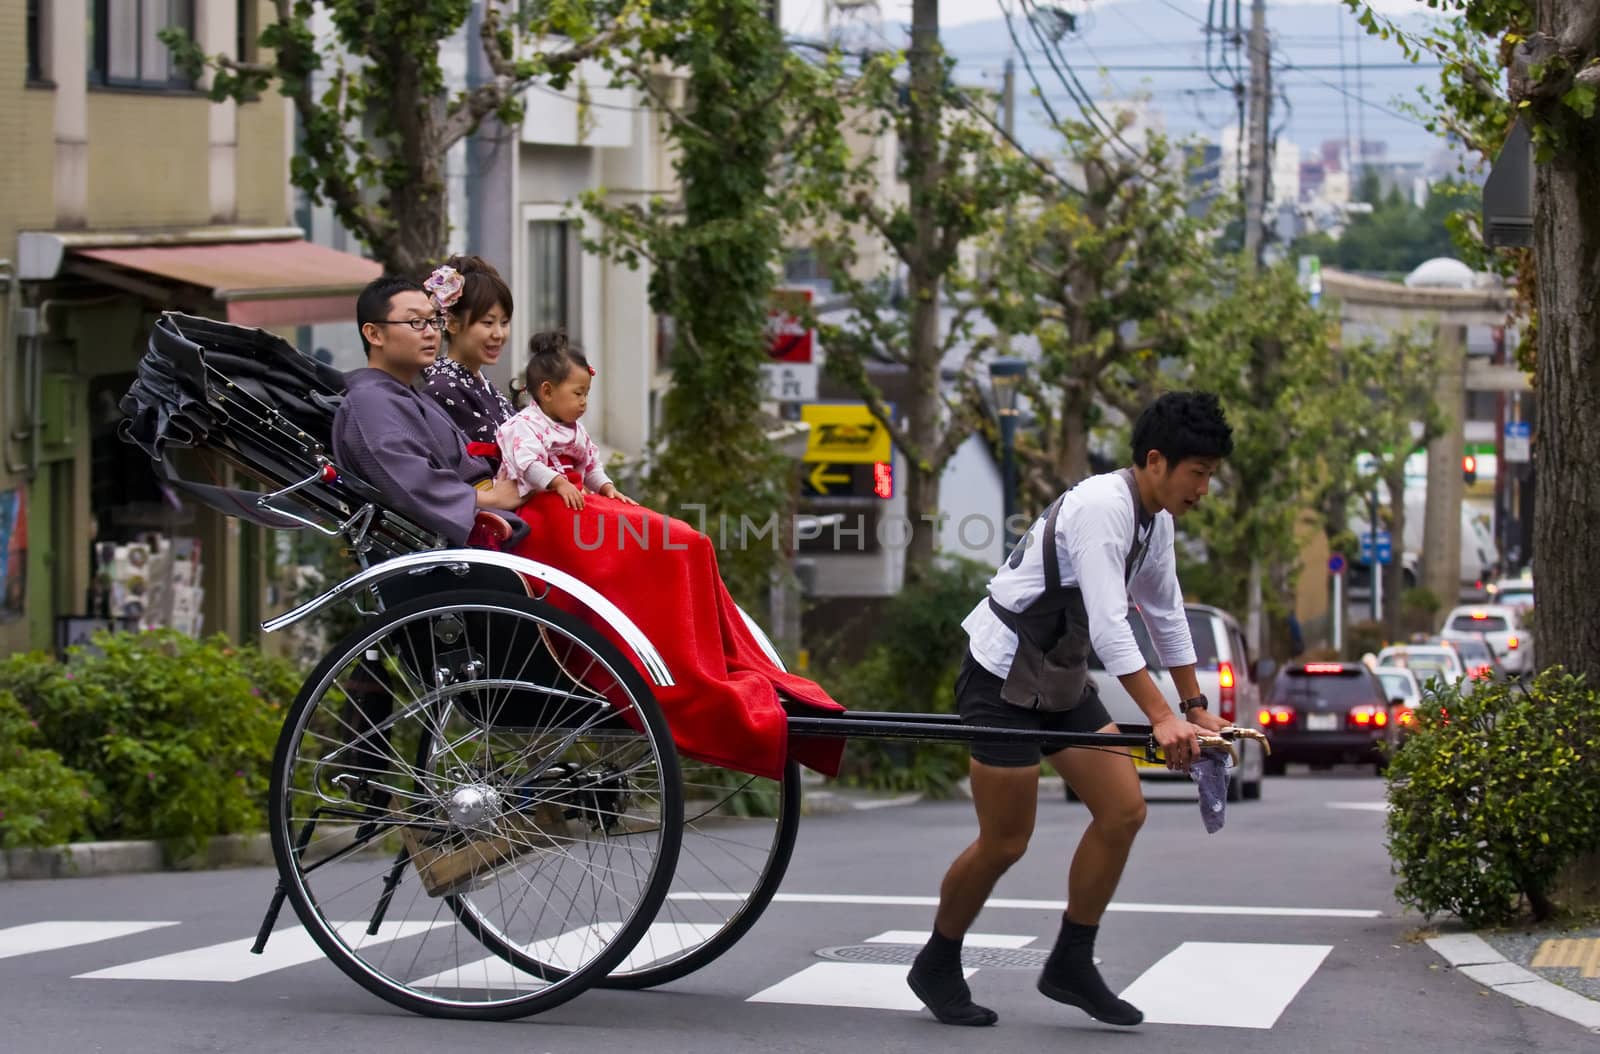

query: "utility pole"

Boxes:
[1242, 0, 1271, 265]
[1242, 0, 1272, 655]
[1002, 57, 1016, 140]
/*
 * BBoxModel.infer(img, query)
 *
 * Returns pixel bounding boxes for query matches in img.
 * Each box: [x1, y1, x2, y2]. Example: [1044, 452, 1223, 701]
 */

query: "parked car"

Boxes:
[1448, 635, 1500, 681]
[1260, 661, 1393, 774]
[1376, 644, 1466, 688]
[1375, 665, 1424, 749]
[1440, 603, 1533, 675]
[1375, 666, 1422, 709]
[1089, 604, 1272, 801]
[1487, 576, 1534, 615]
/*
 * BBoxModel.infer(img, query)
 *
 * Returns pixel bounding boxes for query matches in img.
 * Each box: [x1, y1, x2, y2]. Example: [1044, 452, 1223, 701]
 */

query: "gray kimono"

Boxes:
[331, 368, 492, 546]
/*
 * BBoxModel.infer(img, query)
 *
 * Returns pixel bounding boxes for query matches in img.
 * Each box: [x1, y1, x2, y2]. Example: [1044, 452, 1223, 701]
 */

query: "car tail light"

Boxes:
[1257, 708, 1272, 726]
[1263, 705, 1293, 726]
[1218, 661, 1236, 722]
[1350, 704, 1388, 728]
[1394, 707, 1415, 726]
[1507, 636, 1519, 650]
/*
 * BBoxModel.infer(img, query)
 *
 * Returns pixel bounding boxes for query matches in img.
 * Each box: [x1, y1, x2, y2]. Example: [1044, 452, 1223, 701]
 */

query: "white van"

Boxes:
[1086, 604, 1271, 802]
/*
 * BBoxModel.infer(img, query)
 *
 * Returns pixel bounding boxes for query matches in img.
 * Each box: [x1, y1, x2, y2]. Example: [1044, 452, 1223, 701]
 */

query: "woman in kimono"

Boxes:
[420, 255, 516, 460]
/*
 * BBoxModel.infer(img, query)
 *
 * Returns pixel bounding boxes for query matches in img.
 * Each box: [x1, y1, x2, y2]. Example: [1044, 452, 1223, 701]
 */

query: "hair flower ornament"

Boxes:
[424, 265, 465, 310]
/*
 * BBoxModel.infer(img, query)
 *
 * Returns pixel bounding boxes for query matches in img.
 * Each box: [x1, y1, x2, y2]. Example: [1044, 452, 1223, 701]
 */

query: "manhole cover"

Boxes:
[816, 944, 1050, 970]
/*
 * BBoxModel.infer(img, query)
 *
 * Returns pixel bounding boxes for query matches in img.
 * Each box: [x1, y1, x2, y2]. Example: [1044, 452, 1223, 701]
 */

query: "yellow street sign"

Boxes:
[807, 462, 851, 495]
[800, 403, 892, 463]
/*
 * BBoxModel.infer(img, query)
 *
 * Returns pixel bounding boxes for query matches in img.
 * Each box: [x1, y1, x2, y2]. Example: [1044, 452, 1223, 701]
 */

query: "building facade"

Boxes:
[4, 0, 377, 656]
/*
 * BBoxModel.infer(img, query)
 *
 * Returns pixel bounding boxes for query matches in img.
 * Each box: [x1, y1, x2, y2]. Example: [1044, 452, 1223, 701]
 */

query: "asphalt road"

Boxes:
[0, 769, 1592, 1053]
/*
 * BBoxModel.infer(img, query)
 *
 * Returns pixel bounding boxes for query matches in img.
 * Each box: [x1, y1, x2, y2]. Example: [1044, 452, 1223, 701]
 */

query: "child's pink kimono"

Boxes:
[495, 404, 613, 496]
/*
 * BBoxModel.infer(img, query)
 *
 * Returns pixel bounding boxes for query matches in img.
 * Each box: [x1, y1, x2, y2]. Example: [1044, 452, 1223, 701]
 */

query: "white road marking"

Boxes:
[863, 930, 1034, 948]
[75, 921, 448, 982]
[749, 961, 974, 1012]
[1326, 802, 1391, 812]
[0, 921, 180, 961]
[1118, 942, 1332, 1029]
[669, 892, 1381, 919]
[408, 922, 721, 990]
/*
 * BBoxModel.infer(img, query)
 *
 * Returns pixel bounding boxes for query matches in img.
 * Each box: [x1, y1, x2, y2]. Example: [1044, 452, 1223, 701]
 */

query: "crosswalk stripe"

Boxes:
[748, 962, 973, 1012]
[669, 891, 1381, 919]
[408, 922, 722, 990]
[0, 921, 180, 961]
[1118, 942, 1333, 1029]
[74, 921, 448, 982]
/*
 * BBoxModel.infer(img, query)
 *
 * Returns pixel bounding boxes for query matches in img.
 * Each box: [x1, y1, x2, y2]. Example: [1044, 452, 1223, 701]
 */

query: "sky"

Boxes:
[783, 0, 1435, 37]
[781, 0, 1460, 163]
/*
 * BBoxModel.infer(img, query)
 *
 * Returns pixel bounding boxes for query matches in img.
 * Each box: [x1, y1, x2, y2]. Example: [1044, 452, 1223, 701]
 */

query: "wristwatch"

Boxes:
[1179, 695, 1209, 714]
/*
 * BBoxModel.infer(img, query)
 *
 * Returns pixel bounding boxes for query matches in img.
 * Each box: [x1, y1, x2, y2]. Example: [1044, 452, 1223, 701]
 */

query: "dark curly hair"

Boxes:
[1130, 391, 1234, 469]
[520, 330, 592, 407]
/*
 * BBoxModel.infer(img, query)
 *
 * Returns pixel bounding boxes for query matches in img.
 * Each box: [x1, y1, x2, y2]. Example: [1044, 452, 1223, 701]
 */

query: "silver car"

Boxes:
[1087, 604, 1271, 801]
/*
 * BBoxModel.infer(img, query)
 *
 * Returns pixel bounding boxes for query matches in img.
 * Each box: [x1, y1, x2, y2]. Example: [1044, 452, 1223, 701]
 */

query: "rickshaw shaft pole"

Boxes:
[786, 714, 1155, 747]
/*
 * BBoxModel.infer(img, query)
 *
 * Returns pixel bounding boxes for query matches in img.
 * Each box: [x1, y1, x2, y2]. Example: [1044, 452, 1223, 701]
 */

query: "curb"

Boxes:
[801, 789, 924, 815]
[1, 833, 274, 881]
[1427, 932, 1600, 1033]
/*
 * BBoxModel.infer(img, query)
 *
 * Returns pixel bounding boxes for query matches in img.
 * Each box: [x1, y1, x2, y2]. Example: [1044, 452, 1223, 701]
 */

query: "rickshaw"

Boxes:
[118, 313, 1264, 1021]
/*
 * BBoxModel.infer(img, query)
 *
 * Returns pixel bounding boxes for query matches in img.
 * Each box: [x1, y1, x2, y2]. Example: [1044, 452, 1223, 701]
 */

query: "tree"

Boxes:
[1345, 0, 1600, 681]
[166, 0, 632, 273]
[1335, 328, 1447, 641]
[580, 0, 836, 605]
[1292, 177, 1482, 277]
[1174, 264, 1361, 633]
[799, 6, 1032, 580]
[983, 119, 1216, 504]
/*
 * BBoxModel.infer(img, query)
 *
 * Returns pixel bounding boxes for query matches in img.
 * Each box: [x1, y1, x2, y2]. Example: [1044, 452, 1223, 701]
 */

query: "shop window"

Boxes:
[237, 0, 257, 62]
[90, 0, 196, 89]
[26, 0, 47, 83]
[526, 220, 576, 337]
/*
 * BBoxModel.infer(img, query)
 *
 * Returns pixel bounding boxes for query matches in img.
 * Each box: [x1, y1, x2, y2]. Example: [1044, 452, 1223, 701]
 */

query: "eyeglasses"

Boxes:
[369, 316, 446, 333]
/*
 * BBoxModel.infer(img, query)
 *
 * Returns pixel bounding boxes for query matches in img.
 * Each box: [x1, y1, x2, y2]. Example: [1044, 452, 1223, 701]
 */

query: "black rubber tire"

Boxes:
[1242, 778, 1263, 801]
[1263, 754, 1287, 777]
[268, 591, 683, 1021]
[601, 759, 802, 990]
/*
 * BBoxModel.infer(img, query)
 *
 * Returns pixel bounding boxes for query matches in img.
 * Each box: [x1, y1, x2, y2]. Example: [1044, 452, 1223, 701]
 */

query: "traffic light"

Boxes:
[1462, 454, 1477, 485]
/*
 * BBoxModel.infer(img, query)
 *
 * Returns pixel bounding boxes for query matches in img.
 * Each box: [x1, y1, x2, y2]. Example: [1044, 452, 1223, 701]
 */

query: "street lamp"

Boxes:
[989, 358, 1028, 551]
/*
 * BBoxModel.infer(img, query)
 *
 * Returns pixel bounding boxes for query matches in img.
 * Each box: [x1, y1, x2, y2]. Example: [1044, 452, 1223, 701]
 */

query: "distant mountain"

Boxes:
[832, 0, 1454, 164]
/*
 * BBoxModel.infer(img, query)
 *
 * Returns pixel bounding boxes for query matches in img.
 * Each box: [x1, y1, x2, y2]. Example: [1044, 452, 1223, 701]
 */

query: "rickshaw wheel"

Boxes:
[268, 590, 682, 1020]
[452, 758, 800, 989]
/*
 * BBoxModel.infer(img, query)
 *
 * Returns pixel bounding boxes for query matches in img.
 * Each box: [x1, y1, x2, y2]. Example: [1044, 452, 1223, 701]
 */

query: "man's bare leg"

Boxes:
[1035, 727, 1148, 1026]
[907, 760, 1041, 1026]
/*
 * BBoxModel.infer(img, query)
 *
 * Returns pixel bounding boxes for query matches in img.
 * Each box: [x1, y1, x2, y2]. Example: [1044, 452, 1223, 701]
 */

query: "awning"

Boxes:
[69, 239, 382, 328]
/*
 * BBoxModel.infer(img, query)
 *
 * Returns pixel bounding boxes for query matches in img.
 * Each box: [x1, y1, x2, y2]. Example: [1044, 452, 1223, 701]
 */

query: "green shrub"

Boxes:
[0, 691, 97, 848]
[0, 631, 299, 854]
[815, 559, 991, 796]
[1385, 668, 1600, 926]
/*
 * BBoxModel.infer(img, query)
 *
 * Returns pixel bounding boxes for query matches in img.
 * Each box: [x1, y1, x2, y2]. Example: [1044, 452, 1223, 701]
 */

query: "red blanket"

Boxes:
[504, 490, 845, 781]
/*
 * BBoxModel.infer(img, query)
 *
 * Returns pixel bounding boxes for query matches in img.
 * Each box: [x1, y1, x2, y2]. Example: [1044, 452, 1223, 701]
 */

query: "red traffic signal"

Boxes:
[1462, 454, 1477, 485]
[872, 461, 894, 499]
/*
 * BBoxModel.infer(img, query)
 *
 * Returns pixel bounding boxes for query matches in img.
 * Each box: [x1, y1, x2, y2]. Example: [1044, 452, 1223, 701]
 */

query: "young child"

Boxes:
[495, 331, 637, 510]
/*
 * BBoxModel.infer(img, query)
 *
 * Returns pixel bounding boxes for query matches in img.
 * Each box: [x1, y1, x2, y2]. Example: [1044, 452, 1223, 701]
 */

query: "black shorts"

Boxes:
[955, 649, 1114, 767]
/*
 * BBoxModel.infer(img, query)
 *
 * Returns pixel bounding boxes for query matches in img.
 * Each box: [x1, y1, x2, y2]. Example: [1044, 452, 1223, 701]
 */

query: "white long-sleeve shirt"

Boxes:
[961, 471, 1197, 679]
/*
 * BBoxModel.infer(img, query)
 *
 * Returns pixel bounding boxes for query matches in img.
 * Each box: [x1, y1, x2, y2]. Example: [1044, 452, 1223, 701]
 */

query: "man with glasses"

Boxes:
[331, 275, 523, 546]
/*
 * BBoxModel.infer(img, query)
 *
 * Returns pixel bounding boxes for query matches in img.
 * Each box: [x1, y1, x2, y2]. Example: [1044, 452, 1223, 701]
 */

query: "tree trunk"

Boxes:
[379, 49, 450, 275]
[901, 0, 944, 581]
[1531, 1, 1600, 682]
[1384, 460, 1407, 642]
[1057, 386, 1093, 487]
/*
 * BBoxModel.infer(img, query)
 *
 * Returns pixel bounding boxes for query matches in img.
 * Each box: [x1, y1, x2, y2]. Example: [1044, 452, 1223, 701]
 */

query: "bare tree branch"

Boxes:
[440, 4, 632, 148]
